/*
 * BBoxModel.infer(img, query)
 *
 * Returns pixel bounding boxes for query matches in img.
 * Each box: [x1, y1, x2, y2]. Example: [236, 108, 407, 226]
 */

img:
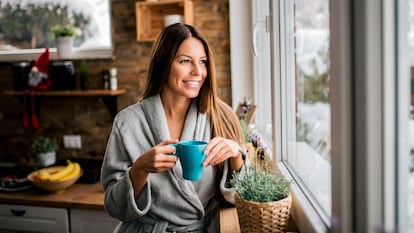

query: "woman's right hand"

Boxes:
[129, 139, 178, 198]
[131, 139, 179, 175]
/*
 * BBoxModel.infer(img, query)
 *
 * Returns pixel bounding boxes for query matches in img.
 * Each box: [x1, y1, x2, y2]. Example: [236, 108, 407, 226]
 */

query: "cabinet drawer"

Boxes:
[70, 209, 119, 233]
[0, 204, 69, 233]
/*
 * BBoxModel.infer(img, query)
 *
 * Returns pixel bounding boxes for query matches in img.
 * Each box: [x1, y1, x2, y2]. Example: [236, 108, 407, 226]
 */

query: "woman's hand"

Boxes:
[129, 139, 178, 198]
[131, 139, 179, 175]
[203, 136, 242, 167]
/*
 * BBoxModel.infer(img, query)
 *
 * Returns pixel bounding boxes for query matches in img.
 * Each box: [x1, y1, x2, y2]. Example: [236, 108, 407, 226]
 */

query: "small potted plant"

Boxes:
[230, 133, 291, 233]
[51, 24, 77, 59]
[32, 137, 59, 167]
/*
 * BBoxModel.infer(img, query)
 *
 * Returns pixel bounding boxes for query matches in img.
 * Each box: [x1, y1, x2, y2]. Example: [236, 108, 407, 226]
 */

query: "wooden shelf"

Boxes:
[135, 0, 194, 42]
[3, 89, 126, 118]
[3, 89, 126, 97]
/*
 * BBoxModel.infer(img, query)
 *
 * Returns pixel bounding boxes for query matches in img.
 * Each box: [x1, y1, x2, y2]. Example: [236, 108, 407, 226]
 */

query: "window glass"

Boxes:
[0, 0, 111, 59]
[283, 0, 331, 216]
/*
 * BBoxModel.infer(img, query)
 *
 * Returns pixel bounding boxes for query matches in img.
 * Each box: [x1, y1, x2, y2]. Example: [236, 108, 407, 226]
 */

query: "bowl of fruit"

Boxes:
[27, 160, 83, 192]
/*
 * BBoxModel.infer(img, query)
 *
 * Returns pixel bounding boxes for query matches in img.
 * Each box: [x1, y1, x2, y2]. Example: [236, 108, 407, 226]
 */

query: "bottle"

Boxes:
[110, 68, 118, 91]
[79, 60, 89, 90]
[102, 69, 109, 90]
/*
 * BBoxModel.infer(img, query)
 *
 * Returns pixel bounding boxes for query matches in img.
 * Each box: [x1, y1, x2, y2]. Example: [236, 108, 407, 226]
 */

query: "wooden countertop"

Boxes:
[220, 206, 241, 233]
[0, 183, 105, 211]
[0, 182, 241, 231]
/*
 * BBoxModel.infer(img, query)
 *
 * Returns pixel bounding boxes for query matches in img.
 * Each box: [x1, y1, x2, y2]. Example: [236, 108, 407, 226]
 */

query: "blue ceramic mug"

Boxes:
[170, 140, 207, 180]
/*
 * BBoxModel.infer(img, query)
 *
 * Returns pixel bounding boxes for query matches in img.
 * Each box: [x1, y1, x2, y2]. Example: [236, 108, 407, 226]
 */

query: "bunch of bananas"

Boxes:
[36, 160, 82, 182]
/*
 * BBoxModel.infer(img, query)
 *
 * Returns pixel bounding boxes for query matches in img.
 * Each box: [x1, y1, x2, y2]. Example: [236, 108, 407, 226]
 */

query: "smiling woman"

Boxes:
[0, 0, 112, 61]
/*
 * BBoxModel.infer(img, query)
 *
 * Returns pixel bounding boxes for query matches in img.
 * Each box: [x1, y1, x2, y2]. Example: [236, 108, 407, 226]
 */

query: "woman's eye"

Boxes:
[179, 59, 190, 64]
[200, 60, 207, 65]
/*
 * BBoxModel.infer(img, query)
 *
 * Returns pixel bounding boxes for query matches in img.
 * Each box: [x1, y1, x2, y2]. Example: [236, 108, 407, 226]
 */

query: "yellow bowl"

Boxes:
[27, 166, 83, 192]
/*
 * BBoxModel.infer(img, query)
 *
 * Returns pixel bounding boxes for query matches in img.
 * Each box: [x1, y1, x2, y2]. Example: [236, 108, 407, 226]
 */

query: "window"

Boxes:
[234, 0, 414, 232]
[245, 0, 331, 230]
[281, 0, 331, 216]
[0, 0, 112, 61]
[270, 0, 332, 226]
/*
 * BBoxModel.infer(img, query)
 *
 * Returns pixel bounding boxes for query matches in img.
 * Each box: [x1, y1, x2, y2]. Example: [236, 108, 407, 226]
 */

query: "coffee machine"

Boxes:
[49, 61, 76, 90]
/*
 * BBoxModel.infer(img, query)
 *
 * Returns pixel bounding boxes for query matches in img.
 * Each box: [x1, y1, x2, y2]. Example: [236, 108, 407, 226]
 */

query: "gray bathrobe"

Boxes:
[101, 95, 236, 233]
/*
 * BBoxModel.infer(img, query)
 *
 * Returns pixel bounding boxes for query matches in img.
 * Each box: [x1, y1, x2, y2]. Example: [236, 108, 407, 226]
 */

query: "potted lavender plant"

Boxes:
[230, 133, 291, 233]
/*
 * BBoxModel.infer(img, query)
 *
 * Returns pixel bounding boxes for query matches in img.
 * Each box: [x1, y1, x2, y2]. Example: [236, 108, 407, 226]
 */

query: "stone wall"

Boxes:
[0, 0, 231, 164]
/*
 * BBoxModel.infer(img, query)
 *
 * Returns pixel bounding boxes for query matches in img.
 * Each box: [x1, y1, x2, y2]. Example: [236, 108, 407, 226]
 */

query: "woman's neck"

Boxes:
[160, 93, 191, 120]
[160, 93, 192, 140]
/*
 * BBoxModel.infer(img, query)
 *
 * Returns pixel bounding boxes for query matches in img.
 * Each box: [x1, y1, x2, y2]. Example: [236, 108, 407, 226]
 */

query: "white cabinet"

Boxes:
[70, 209, 119, 233]
[0, 204, 69, 233]
[0, 204, 118, 233]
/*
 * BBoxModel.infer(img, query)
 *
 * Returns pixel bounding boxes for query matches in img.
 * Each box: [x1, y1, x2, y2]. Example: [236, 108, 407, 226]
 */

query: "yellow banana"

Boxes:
[48, 160, 74, 181]
[37, 170, 50, 181]
[58, 162, 82, 181]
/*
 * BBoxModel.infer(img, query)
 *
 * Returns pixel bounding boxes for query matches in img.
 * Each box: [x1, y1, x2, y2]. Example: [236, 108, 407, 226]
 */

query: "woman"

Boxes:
[101, 23, 245, 233]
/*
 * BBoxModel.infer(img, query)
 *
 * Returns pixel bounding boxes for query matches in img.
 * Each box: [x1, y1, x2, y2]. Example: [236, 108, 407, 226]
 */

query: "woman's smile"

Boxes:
[183, 80, 202, 88]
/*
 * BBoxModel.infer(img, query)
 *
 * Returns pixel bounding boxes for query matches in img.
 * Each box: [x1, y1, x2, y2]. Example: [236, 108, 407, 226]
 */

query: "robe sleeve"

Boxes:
[219, 151, 250, 204]
[219, 160, 237, 204]
[101, 119, 152, 222]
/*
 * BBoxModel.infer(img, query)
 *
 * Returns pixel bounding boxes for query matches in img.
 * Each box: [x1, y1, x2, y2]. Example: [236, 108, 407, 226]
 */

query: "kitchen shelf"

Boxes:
[3, 89, 125, 96]
[135, 0, 194, 42]
[3, 89, 126, 118]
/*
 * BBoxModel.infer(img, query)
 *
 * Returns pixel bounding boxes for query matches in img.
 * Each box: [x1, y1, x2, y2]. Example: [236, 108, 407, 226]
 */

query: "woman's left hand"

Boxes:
[203, 136, 241, 166]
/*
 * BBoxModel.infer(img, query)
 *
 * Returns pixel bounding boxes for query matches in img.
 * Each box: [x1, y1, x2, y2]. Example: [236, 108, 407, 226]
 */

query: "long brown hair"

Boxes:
[142, 23, 243, 143]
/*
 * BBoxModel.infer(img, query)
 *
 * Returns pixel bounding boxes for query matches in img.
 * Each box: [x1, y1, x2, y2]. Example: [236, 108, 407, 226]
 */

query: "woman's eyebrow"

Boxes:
[176, 54, 207, 59]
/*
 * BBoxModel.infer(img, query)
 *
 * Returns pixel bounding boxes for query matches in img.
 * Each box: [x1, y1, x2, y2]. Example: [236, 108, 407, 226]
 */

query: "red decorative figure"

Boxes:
[22, 48, 51, 128]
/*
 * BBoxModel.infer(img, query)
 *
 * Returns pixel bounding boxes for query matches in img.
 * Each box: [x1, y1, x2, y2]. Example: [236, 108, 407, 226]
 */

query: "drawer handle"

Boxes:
[11, 209, 26, 216]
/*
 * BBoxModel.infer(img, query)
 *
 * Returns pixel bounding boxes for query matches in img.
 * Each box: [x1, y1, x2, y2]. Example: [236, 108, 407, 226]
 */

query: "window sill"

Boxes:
[0, 47, 113, 62]
[277, 162, 330, 233]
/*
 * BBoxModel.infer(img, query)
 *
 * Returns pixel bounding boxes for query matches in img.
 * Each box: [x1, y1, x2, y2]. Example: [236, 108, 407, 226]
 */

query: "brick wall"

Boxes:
[0, 0, 231, 164]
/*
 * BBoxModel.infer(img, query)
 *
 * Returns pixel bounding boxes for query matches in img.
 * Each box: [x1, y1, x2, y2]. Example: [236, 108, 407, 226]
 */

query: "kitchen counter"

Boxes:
[0, 182, 241, 232]
[0, 183, 105, 211]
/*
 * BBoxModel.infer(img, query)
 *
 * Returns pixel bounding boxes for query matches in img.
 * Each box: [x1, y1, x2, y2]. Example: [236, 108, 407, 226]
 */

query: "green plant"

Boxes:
[230, 133, 290, 202]
[31, 137, 59, 153]
[51, 24, 77, 38]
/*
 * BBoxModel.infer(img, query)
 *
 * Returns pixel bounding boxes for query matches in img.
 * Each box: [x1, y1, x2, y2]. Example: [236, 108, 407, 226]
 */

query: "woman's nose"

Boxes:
[191, 63, 202, 75]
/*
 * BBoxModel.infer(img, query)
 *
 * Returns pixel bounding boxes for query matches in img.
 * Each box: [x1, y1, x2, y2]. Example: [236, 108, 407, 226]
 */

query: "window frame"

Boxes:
[326, 0, 402, 232]
[396, 0, 412, 231]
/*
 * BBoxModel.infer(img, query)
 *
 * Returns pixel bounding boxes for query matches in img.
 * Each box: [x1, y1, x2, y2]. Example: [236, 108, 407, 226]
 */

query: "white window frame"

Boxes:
[397, 0, 411, 231]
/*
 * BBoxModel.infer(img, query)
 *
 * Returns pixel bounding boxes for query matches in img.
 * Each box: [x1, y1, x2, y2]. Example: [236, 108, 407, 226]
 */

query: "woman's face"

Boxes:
[164, 37, 208, 99]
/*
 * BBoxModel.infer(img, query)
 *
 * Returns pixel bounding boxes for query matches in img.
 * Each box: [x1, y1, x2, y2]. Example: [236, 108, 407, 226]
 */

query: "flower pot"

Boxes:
[235, 193, 292, 233]
[56, 37, 73, 59]
[36, 151, 56, 167]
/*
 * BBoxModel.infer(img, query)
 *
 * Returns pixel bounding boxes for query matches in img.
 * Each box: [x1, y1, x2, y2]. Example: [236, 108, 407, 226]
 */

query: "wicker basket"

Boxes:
[235, 194, 292, 233]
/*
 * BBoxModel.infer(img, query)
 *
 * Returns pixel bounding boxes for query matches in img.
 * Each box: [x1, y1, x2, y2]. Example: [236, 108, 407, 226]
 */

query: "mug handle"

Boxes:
[169, 143, 178, 156]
